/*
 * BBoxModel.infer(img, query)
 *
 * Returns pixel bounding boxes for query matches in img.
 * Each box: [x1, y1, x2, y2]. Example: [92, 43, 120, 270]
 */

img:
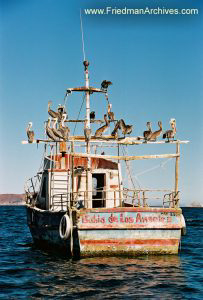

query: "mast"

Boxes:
[83, 60, 92, 208]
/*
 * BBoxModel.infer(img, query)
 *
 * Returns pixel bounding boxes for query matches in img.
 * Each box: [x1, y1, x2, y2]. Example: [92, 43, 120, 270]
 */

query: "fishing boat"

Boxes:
[24, 60, 188, 258]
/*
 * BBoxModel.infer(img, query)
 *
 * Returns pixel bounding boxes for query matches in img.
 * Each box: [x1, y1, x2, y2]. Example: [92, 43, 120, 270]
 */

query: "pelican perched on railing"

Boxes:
[26, 122, 35, 143]
[143, 122, 152, 140]
[147, 121, 162, 141]
[95, 114, 109, 137]
[111, 120, 120, 137]
[59, 113, 70, 141]
[48, 101, 62, 120]
[46, 118, 58, 141]
[119, 119, 133, 137]
[52, 118, 64, 140]
[107, 103, 115, 121]
[163, 118, 176, 142]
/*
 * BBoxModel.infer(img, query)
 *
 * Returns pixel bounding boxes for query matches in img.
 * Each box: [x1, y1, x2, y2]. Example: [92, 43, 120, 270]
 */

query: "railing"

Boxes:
[163, 191, 180, 208]
[50, 187, 179, 210]
[24, 173, 42, 204]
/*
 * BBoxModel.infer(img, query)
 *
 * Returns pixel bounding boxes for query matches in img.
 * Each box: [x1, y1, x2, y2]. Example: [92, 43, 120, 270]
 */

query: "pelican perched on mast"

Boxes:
[101, 80, 112, 91]
[26, 122, 35, 143]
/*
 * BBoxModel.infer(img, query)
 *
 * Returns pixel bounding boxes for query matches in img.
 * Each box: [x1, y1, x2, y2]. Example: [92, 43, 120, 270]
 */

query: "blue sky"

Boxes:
[1, 0, 203, 206]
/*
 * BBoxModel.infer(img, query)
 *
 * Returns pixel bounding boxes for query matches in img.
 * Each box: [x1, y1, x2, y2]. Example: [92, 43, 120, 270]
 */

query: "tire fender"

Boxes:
[59, 214, 71, 240]
[180, 214, 186, 236]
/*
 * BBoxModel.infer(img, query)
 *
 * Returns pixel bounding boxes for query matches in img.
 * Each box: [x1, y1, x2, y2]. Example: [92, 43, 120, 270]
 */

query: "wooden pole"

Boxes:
[117, 145, 123, 207]
[71, 141, 74, 208]
[175, 142, 180, 207]
[72, 152, 179, 161]
[84, 60, 92, 209]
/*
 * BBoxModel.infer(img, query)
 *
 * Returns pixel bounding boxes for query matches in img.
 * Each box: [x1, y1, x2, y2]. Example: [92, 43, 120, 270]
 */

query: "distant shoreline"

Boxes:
[0, 194, 202, 207]
[0, 194, 25, 206]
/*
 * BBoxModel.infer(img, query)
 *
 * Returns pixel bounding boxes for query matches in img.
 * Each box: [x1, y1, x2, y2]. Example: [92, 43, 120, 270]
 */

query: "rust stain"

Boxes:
[79, 207, 182, 214]
[47, 154, 118, 170]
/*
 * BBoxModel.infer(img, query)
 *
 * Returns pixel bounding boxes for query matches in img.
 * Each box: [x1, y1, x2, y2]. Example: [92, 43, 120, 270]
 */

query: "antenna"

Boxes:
[80, 9, 86, 61]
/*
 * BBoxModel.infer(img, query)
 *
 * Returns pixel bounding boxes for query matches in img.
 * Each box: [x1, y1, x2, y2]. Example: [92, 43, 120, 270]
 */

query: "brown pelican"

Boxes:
[107, 103, 114, 121]
[143, 122, 152, 140]
[48, 101, 61, 120]
[90, 111, 95, 120]
[111, 120, 121, 137]
[101, 80, 112, 91]
[147, 121, 162, 141]
[46, 118, 58, 141]
[59, 113, 70, 141]
[163, 119, 176, 142]
[119, 119, 133, 136]
[84, 128, 92, 141]
[52, 118, 64, 140]
[58, 104, 65, 120]
[95, 114, 109, 137]
[26, 122, 34, 143]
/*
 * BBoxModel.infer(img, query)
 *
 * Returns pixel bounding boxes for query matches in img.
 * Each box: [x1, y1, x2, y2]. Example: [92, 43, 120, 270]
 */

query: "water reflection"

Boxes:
[28, 254, 186, 299]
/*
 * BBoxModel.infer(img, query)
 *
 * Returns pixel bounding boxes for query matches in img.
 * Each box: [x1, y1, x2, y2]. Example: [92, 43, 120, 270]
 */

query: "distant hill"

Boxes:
[0, 194, 25, 205]
[190, 201, 202, 208]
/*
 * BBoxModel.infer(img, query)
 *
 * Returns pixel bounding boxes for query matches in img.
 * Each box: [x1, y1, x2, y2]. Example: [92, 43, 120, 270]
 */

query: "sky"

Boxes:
[0, 0, 203, 206]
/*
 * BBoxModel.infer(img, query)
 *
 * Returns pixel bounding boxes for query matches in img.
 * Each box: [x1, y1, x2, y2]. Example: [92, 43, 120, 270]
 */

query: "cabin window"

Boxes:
[41, 177, 47, 198]
[92, 174, 105, 208]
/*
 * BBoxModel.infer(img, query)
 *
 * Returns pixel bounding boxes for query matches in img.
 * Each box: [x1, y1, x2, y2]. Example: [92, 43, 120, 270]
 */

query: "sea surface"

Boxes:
[0, 206, 202, 299]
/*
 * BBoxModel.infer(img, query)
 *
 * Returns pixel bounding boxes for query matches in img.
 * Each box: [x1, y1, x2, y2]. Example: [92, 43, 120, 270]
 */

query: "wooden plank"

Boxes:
[21, 138, 189, 145]
[72, 152, 180, 161]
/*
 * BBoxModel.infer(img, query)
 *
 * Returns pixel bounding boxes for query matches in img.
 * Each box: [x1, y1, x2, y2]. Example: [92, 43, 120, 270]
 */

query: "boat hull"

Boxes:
[26, 206, 183, 257]
[77, 207, 182, 257]
[26, 206, 72, 255]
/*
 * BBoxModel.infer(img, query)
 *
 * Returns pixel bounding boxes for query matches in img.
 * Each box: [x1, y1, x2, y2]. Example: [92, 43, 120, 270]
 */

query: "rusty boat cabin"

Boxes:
[25, 60, 187, 258]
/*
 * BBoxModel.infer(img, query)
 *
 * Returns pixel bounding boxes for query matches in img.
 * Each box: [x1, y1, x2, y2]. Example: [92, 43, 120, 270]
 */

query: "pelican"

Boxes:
[52, 118, 64, 140]
[84, 128, 92, 141]
[90, 111, 95, 120]
[107, 103, 114, 121]
[58, 104, 65, 120]
[119, 119, 133, 136]
[59, 113, 70, 141]
[48, 101, 61, 120]
[101, 80, 112, 91]
[111, 120, 120, 137]
[143, 122, 152, 140]
[163, 119, 176, 142]
[46, 118, 58, 141]
[95, 114, 109, 137]
[147, 121, 162, 141]
[26, 122, 34, 143]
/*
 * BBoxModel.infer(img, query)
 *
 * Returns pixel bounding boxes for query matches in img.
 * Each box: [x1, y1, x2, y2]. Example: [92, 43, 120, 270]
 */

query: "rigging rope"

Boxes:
[135, 158, 173, 177]
[73, 93, 86, 135]
[80, 9, 86, 62]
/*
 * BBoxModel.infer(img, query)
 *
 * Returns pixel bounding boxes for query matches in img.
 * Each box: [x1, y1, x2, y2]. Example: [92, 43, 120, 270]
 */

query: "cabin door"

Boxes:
[92, 173, 106, 208]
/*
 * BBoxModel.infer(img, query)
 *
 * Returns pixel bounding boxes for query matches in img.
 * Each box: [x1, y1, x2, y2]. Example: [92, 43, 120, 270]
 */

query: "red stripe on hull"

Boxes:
[80, 239, 179, 246]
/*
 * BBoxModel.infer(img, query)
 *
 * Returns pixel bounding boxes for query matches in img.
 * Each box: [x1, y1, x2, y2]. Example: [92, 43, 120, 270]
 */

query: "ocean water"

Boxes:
[0, 206, 202, 299]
